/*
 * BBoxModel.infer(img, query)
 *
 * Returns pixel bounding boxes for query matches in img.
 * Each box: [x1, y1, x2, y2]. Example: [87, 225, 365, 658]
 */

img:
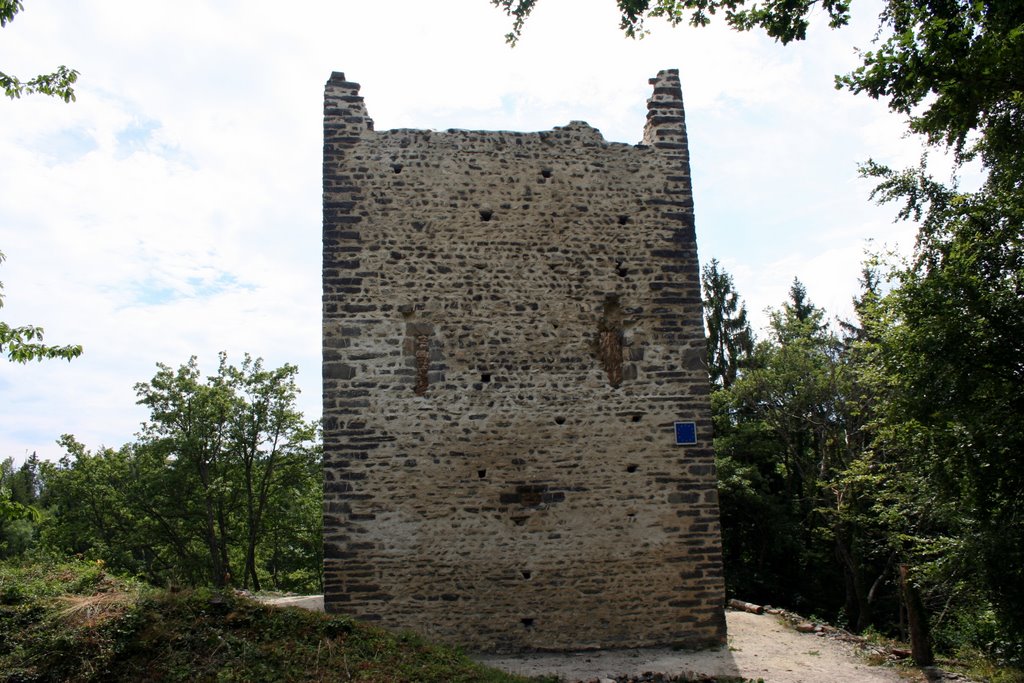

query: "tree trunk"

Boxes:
[245, 526, 261, 591]
[899, 564, 934, 666]
[243, 435, 280, 594]
[198, 459, 226, 587]
[836, 535, 872, 631]
[216, 499, 232, 586]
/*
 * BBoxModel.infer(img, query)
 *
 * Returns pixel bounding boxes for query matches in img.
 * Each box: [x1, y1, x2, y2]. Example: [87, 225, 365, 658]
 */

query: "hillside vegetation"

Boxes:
[0, 558, 545, 683]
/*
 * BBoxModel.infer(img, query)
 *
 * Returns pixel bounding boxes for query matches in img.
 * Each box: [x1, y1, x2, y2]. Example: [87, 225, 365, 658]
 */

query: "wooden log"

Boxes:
[728, 598, 764, 615]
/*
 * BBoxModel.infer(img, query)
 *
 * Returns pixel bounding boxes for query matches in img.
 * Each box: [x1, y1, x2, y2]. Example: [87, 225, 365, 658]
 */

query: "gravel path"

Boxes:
[262, 596, 919, 682]
[475, 611, 910, 682]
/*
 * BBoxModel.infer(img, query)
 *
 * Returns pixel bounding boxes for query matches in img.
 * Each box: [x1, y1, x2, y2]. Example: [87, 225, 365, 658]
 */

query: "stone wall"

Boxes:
[322, 69, 726, 652]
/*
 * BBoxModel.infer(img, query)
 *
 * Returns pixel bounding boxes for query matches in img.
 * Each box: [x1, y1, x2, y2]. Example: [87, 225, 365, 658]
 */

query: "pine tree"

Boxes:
[702, 259, 754, 389]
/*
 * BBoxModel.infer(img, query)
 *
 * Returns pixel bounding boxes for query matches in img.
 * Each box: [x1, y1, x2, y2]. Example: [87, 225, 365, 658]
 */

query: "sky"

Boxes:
[0, 0, 937, 463]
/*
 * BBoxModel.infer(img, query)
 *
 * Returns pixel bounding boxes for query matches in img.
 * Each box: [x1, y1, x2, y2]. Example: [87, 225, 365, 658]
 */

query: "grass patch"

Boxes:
[944, 648, 1024, 683]
[0, 558, 548, 682]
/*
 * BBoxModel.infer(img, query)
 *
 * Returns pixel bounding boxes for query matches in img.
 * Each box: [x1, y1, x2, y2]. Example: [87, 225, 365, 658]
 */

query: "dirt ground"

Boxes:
[475, 610, 910, 682]
[264, 596, 922, 682]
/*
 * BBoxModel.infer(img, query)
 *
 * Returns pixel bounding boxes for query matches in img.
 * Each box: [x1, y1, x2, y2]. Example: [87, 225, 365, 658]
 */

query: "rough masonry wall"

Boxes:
[322, 69, 726, 652]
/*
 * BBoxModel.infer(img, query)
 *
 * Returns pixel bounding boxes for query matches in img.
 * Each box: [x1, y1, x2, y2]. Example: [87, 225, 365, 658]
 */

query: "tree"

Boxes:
[714, 281, 853, 616]
[259, 430, 324, 592]
[2, 452, 39, 507]
[0, 456, 40, 524]
[702, 258, 754, 389]
[858, 168, 1024, 655]
[1, 1, 78, 101]
[135, 358, 237, 586]
[133, 354, 319, 589]
[41, 438, 164, 575]
[42, 355, 322, 591]
[1, 455, 43, 557]
[221, 356, 318, 591]
[744, 281, 839, 505]
[842, 0, 1024, 654]
[712, 278, 902, 632]
[836, 0, 1024, 187]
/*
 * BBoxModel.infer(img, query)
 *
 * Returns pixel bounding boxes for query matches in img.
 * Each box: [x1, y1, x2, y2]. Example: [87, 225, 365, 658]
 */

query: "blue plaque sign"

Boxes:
[674, 421, 697, 445]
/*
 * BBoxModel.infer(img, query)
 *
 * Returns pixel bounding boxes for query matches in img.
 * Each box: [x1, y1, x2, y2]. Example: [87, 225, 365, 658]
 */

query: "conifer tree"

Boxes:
[701, 259, 754, 389]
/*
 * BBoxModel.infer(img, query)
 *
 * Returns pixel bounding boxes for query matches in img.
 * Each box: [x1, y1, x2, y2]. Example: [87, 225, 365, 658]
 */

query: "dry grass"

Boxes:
[56, 590, 135, 627]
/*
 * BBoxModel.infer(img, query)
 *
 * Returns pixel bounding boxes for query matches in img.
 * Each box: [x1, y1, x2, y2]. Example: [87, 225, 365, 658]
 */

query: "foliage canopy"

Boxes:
[39, 354, 322, 593]
[491, 0, 851, 45]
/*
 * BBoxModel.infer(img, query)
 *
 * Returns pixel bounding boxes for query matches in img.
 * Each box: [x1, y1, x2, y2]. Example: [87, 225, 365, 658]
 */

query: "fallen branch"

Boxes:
[728, 599, 764, 615]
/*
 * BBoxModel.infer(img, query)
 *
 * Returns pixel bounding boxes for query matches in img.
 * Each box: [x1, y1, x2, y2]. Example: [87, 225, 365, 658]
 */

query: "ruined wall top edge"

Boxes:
[324, 68, 687, 149]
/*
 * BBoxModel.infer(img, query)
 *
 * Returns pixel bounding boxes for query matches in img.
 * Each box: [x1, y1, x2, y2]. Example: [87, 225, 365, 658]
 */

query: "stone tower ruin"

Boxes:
[322, 69, 726, 652]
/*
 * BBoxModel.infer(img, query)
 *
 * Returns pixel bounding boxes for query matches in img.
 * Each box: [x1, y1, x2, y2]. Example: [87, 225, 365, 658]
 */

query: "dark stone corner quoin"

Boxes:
[322, 68, 726, 653]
